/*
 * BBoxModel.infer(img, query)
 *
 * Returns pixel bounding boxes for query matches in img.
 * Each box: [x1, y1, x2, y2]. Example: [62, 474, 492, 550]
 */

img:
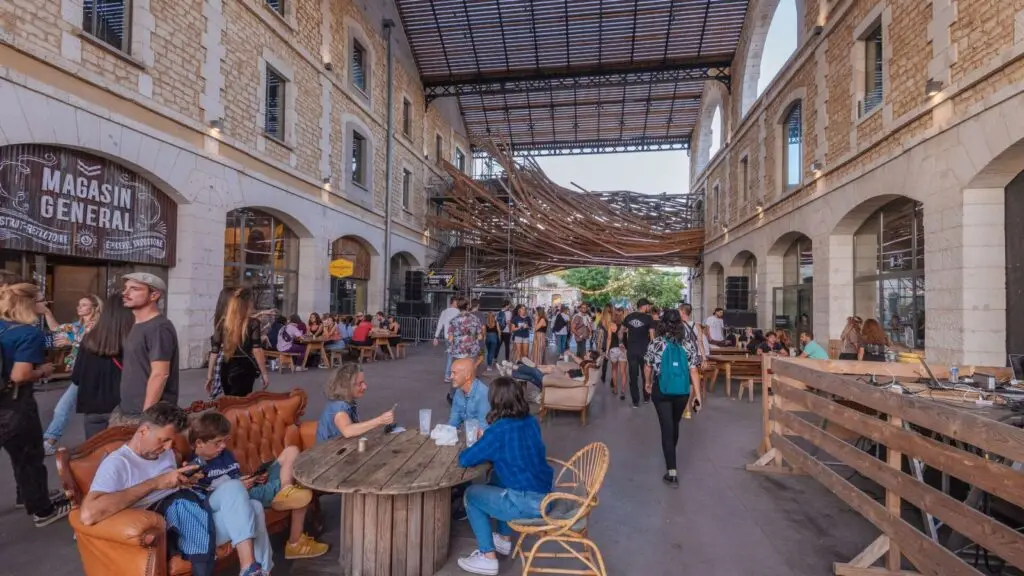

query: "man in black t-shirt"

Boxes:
[620, 298, 655, 407]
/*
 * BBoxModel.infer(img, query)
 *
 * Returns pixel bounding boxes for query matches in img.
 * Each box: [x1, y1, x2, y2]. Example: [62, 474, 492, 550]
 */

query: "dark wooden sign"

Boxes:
[0, 145, 177, 266]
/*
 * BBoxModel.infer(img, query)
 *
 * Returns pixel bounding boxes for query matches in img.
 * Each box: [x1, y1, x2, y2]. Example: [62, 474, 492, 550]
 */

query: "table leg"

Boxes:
[340, 489, 452, 576]
[302, 344, 313, 368]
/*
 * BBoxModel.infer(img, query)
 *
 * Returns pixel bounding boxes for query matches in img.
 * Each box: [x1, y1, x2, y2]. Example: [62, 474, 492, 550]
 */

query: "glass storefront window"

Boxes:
[224, 208, 299, 315]
[776, 236, 813, 331]
[853, 198, 925, 348]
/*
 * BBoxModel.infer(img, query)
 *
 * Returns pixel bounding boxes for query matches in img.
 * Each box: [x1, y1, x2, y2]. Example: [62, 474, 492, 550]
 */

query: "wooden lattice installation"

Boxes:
[430, 143, 705, 280]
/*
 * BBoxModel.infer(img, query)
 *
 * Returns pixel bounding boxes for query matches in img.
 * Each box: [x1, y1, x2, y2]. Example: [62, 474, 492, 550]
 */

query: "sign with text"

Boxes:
[0, 145, 177, 266]
[329, 258, 354, 278]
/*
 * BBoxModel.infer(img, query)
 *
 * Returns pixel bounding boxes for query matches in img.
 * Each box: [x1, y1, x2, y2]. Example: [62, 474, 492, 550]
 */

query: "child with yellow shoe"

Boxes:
[189, 412, 329, 562]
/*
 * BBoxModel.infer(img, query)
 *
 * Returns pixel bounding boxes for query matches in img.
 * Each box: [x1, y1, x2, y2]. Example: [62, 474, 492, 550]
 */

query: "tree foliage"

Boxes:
[559, 267, 683, 309]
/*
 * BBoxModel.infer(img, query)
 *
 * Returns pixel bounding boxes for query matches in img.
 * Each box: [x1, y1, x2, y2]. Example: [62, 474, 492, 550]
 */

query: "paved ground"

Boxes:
[0, 344, 877, 576]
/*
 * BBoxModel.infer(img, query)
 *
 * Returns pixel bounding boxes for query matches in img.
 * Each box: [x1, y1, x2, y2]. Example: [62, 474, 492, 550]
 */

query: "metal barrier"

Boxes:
[396, 316, 419, 342]
[418, 317, 439, 342]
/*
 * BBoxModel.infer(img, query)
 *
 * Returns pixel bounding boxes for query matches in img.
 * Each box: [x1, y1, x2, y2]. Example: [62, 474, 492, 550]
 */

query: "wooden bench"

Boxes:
[326, 348, 345, 367]
[263, 350, 299, 373]
[731, 363, 764, 402]
[393, 342, 407, 359]
[350, 346, 376, 364]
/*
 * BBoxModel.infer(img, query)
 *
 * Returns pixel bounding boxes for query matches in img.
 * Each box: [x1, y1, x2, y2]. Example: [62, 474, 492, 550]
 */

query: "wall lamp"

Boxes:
[812, 25, 824, 36]
[322, 176, 331, 184]
[208, 118, 222, 130]
[925, 78, 944, 97]
[809, 160, 823, 173]
[324, 61, 334, 71]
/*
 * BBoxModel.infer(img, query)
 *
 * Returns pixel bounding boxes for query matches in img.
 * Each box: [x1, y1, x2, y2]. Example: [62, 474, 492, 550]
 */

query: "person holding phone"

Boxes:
[188, 412, 328, 564]
[316, 364, 395, 442]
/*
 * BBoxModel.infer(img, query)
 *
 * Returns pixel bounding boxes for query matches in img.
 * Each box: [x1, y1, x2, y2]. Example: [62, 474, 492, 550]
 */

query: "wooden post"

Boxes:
[886, 389, 904, 572]
[760, 354, 772, 455]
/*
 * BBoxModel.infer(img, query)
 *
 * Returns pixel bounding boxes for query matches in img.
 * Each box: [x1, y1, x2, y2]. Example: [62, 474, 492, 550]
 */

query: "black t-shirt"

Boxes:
[622, 312, 653, 354]
[73, 348, 121, 414]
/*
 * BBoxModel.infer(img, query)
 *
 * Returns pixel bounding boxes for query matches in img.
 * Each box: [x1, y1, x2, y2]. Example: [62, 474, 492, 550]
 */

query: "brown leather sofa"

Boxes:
[56, 389, 321, 576]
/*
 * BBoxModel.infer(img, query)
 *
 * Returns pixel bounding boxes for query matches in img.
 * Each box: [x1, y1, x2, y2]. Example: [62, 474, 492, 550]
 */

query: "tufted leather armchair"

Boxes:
[57, 389, 320, 576]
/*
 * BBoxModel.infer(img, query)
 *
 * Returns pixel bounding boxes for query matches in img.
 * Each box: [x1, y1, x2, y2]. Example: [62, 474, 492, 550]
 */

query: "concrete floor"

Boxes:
[0, 344, 877, 576]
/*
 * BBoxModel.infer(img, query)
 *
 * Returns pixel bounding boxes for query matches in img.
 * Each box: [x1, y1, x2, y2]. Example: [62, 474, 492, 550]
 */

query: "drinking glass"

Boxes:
[465, 419, 480, 446]
[418, 409, 432, 435]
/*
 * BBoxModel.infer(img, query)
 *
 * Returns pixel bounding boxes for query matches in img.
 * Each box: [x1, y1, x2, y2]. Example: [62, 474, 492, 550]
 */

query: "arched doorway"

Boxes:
[771, 235, 812, 333]
[330, 236, 373, 315]
[727, 251, 758, 322]
[706, 262, 725, 311]
[389, 251, 419, 311]
[852, 197, 925, 348]
[223, 208, 300, 315]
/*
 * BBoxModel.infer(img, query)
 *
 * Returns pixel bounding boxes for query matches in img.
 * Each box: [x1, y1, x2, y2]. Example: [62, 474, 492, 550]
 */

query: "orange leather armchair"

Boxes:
[57, 389, 316, 576]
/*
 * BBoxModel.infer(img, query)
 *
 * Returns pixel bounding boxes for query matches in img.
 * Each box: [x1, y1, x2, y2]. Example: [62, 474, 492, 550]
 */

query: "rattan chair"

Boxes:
[507, 442, 610, 574]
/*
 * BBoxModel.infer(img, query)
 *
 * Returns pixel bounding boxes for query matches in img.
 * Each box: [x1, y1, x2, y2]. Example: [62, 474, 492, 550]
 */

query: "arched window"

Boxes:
[757, 0, 798, 97]
[224, 208, 299, 314]
[709, 106, 723, 158]
[783, 101, 803, 190]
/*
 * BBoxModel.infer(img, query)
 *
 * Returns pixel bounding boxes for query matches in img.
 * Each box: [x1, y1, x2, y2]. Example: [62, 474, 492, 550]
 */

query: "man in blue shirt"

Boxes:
[448, 358, 490, 433]
[799, 330, 829, 360]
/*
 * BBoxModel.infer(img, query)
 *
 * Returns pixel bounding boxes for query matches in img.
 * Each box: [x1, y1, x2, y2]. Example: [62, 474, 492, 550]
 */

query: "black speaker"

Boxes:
[725, 276, 749, 311]
[396, 301, 431, 317]
[405, 271, 424, 301]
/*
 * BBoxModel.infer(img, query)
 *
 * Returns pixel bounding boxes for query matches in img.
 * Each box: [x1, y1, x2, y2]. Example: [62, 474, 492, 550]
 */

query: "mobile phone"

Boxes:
[182, 466, 203, 478]
[253, 460, 275, 476]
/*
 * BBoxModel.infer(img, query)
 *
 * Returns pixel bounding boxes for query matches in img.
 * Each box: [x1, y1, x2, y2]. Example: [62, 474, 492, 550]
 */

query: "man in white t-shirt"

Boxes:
[704, 307, 727, 347]
[433, 296, 461, 383]
[80, 402, 272, 576]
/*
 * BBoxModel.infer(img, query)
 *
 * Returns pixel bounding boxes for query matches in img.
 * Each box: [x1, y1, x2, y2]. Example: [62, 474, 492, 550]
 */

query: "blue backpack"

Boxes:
[659, 340, 692, 396]
[496, 310, 507, 331]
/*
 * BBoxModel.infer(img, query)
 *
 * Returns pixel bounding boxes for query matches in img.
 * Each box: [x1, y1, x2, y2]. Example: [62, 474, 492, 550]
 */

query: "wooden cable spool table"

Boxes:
[294, 428, 487, 576]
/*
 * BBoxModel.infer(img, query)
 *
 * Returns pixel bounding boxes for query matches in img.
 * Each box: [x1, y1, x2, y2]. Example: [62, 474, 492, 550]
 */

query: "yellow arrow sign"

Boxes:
[329, 258, 354, 278]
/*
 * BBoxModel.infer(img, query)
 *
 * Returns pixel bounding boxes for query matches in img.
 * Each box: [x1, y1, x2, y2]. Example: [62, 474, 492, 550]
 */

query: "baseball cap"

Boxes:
[123, 272, 167, 294]
[636, 298, 651, 307]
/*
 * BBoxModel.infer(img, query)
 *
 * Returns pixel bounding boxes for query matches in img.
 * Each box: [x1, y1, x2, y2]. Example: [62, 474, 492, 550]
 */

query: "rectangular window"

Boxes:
[784, 102, 803, 189]
[351, 132, 366, 187]
[351, 40, 367, 93]
[712, 184, 720, 224]
[264, 66, 286, 141]
[455, 148, 466, 172]
[740, 157, 749, 205]
[83, 0, 131, 53]
[265, 0, 284, 16]
[863, 26, 884, 114]
[402, 98, 412, 137]
[435, 134, 443, 164]
[402, 169, 412, 209]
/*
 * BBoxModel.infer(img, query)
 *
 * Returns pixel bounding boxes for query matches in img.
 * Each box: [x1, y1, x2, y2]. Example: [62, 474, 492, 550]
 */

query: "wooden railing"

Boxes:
[747, 357, 1024, 576]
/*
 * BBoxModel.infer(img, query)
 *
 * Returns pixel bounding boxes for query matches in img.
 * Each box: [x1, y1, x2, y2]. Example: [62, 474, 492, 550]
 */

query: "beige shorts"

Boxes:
[608, 347, 626, 363]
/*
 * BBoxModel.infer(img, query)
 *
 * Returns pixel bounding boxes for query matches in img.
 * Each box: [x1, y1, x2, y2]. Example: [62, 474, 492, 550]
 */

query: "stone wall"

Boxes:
[689, 0, 1024, 363]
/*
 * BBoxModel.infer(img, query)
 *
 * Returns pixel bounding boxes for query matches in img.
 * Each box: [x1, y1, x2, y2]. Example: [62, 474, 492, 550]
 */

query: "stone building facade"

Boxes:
[0, 0, 471, 367]
[689, 0, 1024, 365]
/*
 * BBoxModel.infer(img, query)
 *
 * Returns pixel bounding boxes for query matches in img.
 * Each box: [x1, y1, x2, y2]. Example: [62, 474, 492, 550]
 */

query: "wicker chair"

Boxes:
[507, 442, 610, 575]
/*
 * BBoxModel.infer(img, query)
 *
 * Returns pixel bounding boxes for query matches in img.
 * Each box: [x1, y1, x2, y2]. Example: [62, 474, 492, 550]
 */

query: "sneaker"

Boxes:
[44, 440, 57, 457]
[631, 403, 639, 409]
[693, 399, 702, 414]
[284, 534, 329, 560]
[271, 484, 313, 511]
[520, 357, 536, 368]
[240, 562, 269, 576]
[643, 397, 651, 404]
[457, 550, 499, 575]
[683, 409, 692, 420]
[16, 489, 61, 510]
[619, 394, 625, 401]
[33, 498, 71, 527]
[452, 502, 468, 521]
[493, 533, 512, 556]
[663, 473, 680, 488]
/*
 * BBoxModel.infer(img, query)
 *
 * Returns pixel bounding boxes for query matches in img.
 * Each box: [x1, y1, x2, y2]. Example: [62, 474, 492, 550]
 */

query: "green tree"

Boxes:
[619, 268, 684, 308]
[559, 266, 683, 309]
[561, 267, 613, 308]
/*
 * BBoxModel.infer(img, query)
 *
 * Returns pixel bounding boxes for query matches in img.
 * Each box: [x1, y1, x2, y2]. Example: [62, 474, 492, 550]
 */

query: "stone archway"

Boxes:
[765, 232, 813, 334]
[739, 0, 806, 117]
[706, 261, 726, 313]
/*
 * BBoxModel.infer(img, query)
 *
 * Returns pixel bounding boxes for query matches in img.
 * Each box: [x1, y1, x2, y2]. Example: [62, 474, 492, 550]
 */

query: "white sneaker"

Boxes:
[493, 533, 513, 556]
[457, 550, 499, 575]
[520, 357, 536, 368]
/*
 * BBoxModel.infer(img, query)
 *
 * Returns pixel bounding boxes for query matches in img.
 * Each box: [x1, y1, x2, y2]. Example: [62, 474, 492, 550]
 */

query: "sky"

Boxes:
[535, 1, 798, 196]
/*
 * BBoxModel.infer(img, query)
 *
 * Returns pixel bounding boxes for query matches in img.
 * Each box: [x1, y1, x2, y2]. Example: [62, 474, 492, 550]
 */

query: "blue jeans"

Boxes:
[325, 340, 346, 351]
[208, 479, 273, 572]
[556, 334, 568, 355]
[485, 333, 499, 366]
[464, 481, 546, 553]
[445, 349, 453, 380]
[512, 365, 544, 389]
[44, 382, 77, 442]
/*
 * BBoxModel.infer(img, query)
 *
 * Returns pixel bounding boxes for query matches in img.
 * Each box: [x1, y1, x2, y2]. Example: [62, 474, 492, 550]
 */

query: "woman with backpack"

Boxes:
[206, 288, 271, 397]
[643, 308, 701, 488]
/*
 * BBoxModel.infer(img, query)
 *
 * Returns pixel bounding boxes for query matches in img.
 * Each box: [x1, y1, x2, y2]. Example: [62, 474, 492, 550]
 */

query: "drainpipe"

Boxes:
[382, 18, 395, 313]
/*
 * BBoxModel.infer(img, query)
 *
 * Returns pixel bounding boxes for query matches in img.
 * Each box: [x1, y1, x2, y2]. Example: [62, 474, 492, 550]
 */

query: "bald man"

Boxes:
[448, 358, 490, 432]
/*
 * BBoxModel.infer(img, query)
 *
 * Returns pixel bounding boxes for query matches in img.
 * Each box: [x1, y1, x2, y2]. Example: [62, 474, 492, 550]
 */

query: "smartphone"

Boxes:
[253, 460, 275, 476]
[383, 404, 399, 434]
[182, 466, 203, 478]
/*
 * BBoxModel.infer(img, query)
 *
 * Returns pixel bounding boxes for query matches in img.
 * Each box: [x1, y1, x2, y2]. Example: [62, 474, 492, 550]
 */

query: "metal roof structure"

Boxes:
[395, 0, 748, 155]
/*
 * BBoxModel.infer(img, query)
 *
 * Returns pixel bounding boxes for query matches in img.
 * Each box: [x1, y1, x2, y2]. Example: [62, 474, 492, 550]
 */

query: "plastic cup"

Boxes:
[465, 419, 480, 446]
[418, 409, 432, 435]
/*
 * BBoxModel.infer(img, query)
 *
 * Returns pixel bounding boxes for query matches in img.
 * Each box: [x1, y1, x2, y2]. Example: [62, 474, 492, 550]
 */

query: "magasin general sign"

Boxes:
[0, 145, 177, 266]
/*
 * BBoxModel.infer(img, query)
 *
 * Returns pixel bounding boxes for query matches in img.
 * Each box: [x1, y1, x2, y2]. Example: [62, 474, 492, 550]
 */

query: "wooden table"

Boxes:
[294, 428, 487, 576]
[370, 329, 396, 360]
[298, 336, 326, 367]
[708, 353, 765, 400]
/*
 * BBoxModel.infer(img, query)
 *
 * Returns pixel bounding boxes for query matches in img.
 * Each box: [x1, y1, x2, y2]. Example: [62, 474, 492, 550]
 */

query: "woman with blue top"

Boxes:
[315, 364, 394, 442]
[510, 304, 532, 363]
[456, 376, 553, 575]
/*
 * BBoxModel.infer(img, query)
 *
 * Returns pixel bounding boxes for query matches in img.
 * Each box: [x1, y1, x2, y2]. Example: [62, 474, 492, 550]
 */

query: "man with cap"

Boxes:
[110, 272, 180, 427]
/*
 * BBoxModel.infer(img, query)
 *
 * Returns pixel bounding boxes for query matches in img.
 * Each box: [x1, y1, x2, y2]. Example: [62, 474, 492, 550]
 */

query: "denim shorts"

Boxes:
[247, 461, 283, 507]
[513, 336, 530, 344]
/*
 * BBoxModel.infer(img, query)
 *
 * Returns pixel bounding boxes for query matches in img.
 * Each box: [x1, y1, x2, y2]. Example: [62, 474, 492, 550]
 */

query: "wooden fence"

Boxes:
[747, 356, 1024, 576]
